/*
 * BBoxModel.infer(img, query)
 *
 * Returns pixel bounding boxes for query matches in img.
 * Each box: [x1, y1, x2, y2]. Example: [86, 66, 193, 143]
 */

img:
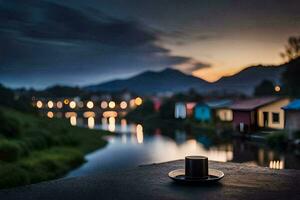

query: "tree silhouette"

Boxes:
[254, 80, 277, 96]
[280, 36, 300, 61]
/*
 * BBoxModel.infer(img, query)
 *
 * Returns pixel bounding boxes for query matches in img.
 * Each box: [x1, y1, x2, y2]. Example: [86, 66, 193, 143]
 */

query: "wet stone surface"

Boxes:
[0, 160, 300, 200]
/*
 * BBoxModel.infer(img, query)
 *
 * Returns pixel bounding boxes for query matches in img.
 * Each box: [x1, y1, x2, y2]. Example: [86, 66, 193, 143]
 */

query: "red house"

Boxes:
[230, 97, 283, 133]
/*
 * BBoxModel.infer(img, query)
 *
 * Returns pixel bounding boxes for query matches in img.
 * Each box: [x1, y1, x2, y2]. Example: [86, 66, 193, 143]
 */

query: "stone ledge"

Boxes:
[0, 160, 300, 200]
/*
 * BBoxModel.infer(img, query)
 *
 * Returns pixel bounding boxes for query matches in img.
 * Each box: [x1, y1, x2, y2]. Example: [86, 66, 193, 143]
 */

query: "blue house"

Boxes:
[283, 99, 300, 139]
[194, 100, 233, 122]
[194, 103, 211, 122]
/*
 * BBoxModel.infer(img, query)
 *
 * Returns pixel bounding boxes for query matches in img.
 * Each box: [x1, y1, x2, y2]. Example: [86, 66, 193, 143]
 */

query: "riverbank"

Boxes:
[0, 107, 110, 189]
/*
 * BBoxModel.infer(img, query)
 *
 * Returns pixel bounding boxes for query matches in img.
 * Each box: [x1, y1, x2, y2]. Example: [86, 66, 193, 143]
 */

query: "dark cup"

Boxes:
[185, 156, 208, 179]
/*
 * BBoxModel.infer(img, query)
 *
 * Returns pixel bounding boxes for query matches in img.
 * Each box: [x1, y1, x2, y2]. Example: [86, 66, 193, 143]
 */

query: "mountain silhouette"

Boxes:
[85, 63, 286, 95]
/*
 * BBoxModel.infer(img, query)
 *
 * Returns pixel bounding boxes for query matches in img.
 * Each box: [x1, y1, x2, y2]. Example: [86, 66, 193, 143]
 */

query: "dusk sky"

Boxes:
[1, 0, 300, 88]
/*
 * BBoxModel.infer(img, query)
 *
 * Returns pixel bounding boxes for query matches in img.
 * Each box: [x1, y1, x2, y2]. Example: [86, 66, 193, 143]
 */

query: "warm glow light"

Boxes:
[56, 101, 63, 109]
[136, 124, 144, 144]
[64, 99, 69, 105]
[134, 97, 142, 106]
[275, 85, 281, 92]
[69, 101, 76, 109]
[86, 101, 94, 109]
[121, 119, 127, 132]
[88, 117, 95, 129]
[36, 100, 43, 108]
[120, 101, 128, 109]
[70, 116, 77, 126]
[65, 112, 77, 118]
[108, 101, 116, 108]
[83, 111, 95, 118]
[108, 117, 116, 132]
[103, 111, 118, 118]
[47, 111, 54, 118]
[269, 160, 284, 170]
[130, 99, 136, 108]
[101, 101, 108, 109]
[47, 101, 54, 108]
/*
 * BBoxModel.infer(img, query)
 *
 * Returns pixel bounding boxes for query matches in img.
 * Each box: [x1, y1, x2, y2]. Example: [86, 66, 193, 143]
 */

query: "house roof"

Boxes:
[283, 99, 300, 110]
[206, 100, 233, 109]
[230, 97, 280, 111]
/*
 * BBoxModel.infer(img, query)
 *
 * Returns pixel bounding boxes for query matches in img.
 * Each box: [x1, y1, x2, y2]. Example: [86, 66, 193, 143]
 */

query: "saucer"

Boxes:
[168, 169, 224, 184]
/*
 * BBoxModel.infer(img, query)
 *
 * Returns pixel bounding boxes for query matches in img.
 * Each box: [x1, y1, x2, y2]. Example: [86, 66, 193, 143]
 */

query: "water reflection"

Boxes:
[108, 117, 115, 132]
[88, 117, 95, 129]
[136, 124, 143, 144]
[70, 116, 77, 126]
[37, 110, 300, 171]
[269, 160, 284, 169]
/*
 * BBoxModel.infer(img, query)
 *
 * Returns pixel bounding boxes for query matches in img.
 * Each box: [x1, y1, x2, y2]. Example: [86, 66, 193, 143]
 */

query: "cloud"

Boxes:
[0, 0, 210, 88]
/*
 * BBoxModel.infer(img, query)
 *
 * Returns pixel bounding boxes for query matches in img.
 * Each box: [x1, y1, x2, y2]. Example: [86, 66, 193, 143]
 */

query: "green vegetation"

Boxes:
[266, 131, 288, 149]
[0, 107, 109, 189]
[254, 80, 279, 97]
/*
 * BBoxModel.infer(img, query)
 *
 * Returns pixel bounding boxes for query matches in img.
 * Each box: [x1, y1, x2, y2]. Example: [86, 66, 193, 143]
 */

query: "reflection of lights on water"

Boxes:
[64, 99, 69, 105]
[135, 97, 143, 106]
[102, 118, 108, 129]
[47, 101, 54, 108]
[269, 160, 284, 170]
[275, 85, 281, 92]
[70, 116, 77, 126]
[226, 151, 233, 161]
[101, 101, 108, 109]
[103, 111, 118, 118]
[108, 117, 116, 132]
[120, 101, 127, 109]
[56, 101, 63, 109]
[69, 101, 76, 109]
[136, 124, 144, 144]
[87, 101, 94, 109]
[65, 112, 77, 118]
[83, 111, 95, 118]
[47, 111, 54, 118]
[121, 119, 127, 132]
[88, 117, 95, 129]
[121, 134, 127, 144]
[109, 101, 116, 108]
[36, 100, 43, 108]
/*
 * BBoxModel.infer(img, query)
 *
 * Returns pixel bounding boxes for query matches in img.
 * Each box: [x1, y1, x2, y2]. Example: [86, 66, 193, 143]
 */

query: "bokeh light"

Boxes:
[87, 101, 94, 109]
[36, 100, 43, 108]
[69, 101, 76, 109]
[47, 101, 54, 108]
[47, 111, 54, 118]
[134, 97, 142, 106]
[120, 101, 128, 109]
[108, 101, 116, 108]
[101, 101, 108, 109]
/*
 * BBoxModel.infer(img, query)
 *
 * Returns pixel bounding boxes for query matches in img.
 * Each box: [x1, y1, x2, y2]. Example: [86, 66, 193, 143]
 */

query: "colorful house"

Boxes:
[194, 103, 211, 122]
[283, 99, 300, 139]
[230, 97, 290, 132]
[174, 102, 186, 119]
[207, 100, 233, 122]
[194, 100, 233, 122]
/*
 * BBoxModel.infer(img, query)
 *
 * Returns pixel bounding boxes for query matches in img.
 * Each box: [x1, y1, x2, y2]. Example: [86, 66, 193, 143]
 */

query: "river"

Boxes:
[65, 120, 300, 178]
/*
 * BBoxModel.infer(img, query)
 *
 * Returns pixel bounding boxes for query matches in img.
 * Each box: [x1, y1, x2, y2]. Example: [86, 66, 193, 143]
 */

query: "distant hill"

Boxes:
[212, 64, 285, 94]
[85, 68, 212, 94]
[85, 63, 287, 95]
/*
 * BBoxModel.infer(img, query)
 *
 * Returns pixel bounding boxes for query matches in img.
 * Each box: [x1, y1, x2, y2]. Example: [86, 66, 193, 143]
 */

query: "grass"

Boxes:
[0, 107, 110, 189]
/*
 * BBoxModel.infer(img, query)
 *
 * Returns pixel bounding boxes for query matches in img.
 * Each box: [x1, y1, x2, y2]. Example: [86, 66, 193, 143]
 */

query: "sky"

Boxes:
[0, 0, 300, 88]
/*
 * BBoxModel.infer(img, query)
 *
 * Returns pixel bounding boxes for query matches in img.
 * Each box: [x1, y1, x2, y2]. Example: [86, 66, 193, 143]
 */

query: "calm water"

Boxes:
[65, 120, 300, 178]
